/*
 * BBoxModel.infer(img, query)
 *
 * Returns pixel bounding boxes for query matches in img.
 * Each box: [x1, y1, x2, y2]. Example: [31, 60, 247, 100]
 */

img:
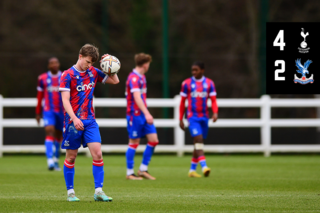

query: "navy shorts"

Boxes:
[43, 111, 64, 131]
[61, 119, 101, 150]
[188, 117, 209, 139]
[126, 114, 157, 139]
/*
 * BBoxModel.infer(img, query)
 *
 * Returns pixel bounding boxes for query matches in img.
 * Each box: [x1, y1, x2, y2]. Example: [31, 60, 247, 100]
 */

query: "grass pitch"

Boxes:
[0, 154, 319, 213]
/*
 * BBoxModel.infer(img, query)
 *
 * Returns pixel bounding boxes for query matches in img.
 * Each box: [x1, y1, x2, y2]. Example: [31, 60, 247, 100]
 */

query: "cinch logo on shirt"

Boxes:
[76, 82, 95, 92]
[47, 86, 59, 92]
[191, 91, 208, 98]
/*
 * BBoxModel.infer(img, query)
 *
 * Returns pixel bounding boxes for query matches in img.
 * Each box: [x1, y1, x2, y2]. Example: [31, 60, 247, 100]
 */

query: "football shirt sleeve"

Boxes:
[180, 81, 188, 97]
[129, 76, 140, 93]
[209, 81, 217, 96]
[59, 72, 71, 92]
[95, 68, 108, 84]
[37, 76, 44, 92]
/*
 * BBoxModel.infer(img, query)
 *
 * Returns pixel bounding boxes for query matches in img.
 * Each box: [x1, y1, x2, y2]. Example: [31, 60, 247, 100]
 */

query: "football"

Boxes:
[100, 54, 121, 75]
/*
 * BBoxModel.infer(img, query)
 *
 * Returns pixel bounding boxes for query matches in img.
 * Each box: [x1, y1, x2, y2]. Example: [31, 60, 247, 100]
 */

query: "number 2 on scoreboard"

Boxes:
[275, 60, 285, 81]
[273, 30, 285, 51]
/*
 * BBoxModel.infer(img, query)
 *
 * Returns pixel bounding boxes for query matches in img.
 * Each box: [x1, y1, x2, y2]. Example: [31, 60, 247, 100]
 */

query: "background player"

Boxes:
[179, 61, 218, 178]
[36, 57, 63, 171]
[59, 44, 119, 202]
[125, 53, 159, 180]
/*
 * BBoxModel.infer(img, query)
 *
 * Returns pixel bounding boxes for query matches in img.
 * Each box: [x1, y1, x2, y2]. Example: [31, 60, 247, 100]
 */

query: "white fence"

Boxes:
[1, 94, 320, 157]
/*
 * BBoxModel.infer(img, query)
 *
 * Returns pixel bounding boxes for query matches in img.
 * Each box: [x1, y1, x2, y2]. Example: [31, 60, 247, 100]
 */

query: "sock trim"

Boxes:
[64, 160, 75, 168]
[93, 160, 104, 166]
[198, 156, 206, 162]
[45, 136, 54, 142]
[128, 143, 139, 149]
[191, 157, 198, 163]
[147, 141, 159, 147]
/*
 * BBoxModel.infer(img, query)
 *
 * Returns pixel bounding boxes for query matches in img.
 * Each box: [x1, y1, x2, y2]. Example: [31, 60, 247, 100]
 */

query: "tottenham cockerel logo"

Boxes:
[294, 59, 314, 84]
[298, 28, 310, 53]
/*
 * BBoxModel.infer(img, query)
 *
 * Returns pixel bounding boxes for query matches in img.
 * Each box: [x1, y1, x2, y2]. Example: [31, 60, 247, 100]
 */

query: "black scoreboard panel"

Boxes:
[266, 22, 320, 94]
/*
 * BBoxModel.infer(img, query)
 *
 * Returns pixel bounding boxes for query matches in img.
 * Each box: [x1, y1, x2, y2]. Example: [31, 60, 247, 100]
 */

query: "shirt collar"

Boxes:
[133, 69, 143, 77]
[73, 65, 86, 73]
[48, 70, 61, 77]
[192, 76, 205, 82]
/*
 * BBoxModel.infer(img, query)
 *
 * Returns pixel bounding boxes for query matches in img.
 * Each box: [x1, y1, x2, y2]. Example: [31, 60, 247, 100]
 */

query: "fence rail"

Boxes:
[1, 94, 320, 157]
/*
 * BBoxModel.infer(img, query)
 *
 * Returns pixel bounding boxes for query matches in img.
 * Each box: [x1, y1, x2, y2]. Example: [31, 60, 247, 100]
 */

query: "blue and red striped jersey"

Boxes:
[59, 66, 108, 123]
[180, 76, 217, 118]
[125, 69, 147, 116]
[37, 71, 63, 113]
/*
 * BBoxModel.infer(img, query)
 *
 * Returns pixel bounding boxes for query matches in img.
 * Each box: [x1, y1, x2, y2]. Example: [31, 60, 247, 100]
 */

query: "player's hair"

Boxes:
[192, 61, 205, 70]
[79, 44, 99, 63]
[48, 57, 59, 63]
[134, 53, 152, 67]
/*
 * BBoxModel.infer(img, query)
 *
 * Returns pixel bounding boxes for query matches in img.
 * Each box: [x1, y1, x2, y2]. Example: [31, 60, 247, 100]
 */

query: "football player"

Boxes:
[179, 61, 218, 178]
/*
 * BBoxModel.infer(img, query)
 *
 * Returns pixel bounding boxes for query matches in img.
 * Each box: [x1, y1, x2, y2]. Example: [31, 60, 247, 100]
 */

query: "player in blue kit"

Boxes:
[179, 61, 218, 178]
[125, 53, 159, 180]
[36, 57, 63, 171]
[59, 44, 119, 202]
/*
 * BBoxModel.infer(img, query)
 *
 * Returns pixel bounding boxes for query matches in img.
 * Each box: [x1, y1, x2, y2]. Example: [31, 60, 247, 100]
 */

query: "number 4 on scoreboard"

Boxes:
[273, 30, 286, 51]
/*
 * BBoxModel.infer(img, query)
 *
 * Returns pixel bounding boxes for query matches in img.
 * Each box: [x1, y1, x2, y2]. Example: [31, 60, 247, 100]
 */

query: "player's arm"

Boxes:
[179, 96, 187, 131]
[179, 81, 188, 130]
[105, 73, 119, 84]
[35, 77, 44, 125]
[61, 91, 84, 131]
[133, 91, 153, 124]
[209, 81, 218, 122]
[35, 90, 44, 125]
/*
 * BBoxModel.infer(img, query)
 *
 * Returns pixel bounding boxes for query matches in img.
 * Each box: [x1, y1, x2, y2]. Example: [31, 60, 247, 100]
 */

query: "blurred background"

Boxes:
[1, 0, 320, 148]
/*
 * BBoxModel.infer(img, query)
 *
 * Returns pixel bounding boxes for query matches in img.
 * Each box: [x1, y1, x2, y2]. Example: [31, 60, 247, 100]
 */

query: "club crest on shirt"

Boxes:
[191, 84, 195, 88]
[88, 72, 94, 77]
[47, 79, 51, 84]
[203, 83, 208, 88]
[76, 76, 79, 79]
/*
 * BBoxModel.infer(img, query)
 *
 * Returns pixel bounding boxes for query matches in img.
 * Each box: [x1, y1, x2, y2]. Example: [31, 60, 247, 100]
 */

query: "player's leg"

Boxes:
[126, 115, 143, 180]
[84, 120, 112, 202]
[188, 117, 203, 177]
[44, 125, 55, 170]
[126, 138, 143, 180]
[138, 131, 158, 180]
[64, 149, 80, 201]
[53, 130, 63, 171]
[196, 117, 210, 177]
[62, 121, 82, 201]
[53, 112, 64, 171]
[188, 149, 201, 178]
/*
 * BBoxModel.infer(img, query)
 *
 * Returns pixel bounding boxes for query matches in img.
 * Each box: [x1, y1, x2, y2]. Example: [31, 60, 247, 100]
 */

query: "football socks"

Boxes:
[54, 138, 62, 159]
[198, 156, 208, 169]
[45, 136, 54, 165]
[92, 160, 104, 189]
[140, 142, 158, 171]
[126, 143, 138, 175]
[64, 160, 75, 190]
[190, 157, 198, 172]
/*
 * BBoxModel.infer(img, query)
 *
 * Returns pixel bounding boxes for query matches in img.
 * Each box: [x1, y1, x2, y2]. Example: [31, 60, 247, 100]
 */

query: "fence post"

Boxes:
[174, 95, 184, 156]
[0, 95, 3, 157]
[261, 95, 271, 157]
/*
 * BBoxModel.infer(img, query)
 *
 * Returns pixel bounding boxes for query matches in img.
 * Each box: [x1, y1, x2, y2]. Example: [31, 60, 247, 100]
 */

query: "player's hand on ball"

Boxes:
[73, 117, 84, 131]
[212, 113, 218, 122]
[100, 54, 110, 62]
[145, 113, 154, 124]
[179, 120, 185, 131]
